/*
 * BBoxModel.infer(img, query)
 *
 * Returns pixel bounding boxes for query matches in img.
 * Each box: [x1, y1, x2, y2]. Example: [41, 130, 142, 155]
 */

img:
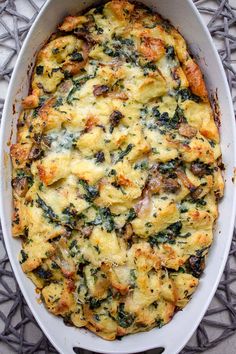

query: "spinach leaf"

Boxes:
[166, 46, 175, 60]
[62, 206, 78, 228]
[78, 179, 99, 202]
[51, 261, 60, 269]
[126, 208, 137, 222]
[115, 144, 134, 163]
[130, 269, 137, 289]
[69, 239, 80, 257]
[158, 159, 181, 174]
[89, 207, 115, 232]
[94, 151, 105, 163]
[103, 37, 138, 64]
[35, 267, 52, 279]
[53, 97, 63, 108]
[143, 62, 157, 75]
[155, 106, 186, 129]
[36, 65, 44, 75]
[171, 106, 186, 128]
[32, 96, 47, 118]
[70, 52, 83, 62]
[89, 298, 102, 309]
[93, 5, 104, 14]
[156, 318, 164, 328]
[67, 75, 93, 104]
[178, 232, 191, 238]
[134, 160, 149, 170]
[149, 221, 182, 246]
[52, 48, 60, 54]
[103, 46, 119, 57]
[178, 88, 201, 103]
[187, 198, 207, 207]
[19, 250, 28, 264]
[161, 19, 173, 32]
[117, 303, 135, 328]
[113, 36, 134, 46]
[36, 195, 59, 223]
[152, 106, 160, 118]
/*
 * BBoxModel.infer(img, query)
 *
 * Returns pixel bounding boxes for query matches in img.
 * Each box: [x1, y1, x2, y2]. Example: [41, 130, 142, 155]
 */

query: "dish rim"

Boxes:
[0, 1, 236, 354]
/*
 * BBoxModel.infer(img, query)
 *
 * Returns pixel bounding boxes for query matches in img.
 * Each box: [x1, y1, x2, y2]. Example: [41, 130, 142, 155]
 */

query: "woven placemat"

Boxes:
[0, 1, 236, 353]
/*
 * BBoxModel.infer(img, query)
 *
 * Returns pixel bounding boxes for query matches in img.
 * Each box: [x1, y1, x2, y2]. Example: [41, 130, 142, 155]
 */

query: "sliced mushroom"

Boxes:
[81, 226, 93, 238]
[163, 178, 181, 193]
[109, 110, 124, 133]
[178, 123, 197, 139]
[81, 41, 90, 62]
[123, 223, 133, 241]
[58, 79, 73, 94]
[190, 161, 209, 177]
[147, 176, 163, 194]
[147, 170, 180, 195]
[62, 61, 85, 76]
[134, 189, 152, 218]
[28, 145, 42, 160]
[56, 238, 76, 278]
[189, 255, 205, 278]
[191, 187, 204, 200]
[12, 177, 29, 197]
[176, 168, 196, 193]
[74, 27, 96, 46]
[94, 151, 105, 163]
[41, 135, 52, 149]
[93, 85, 109, 97]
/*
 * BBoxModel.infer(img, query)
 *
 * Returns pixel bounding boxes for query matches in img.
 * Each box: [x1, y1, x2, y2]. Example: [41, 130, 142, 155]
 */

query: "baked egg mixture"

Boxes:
[11, 0, 224, 340]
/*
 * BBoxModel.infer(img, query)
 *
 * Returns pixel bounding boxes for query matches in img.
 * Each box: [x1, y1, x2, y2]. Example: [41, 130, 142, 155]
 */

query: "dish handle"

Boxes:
[72, 347, 165, 354]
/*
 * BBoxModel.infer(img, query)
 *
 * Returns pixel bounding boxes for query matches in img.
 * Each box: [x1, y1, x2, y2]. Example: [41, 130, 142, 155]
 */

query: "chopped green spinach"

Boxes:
[166, 46, 175, 60]
[178, 88, 201, 103]
[158, 159, 181, 174]
[117, 303, 135, 328]
[89, 298, 102, 309]
[70, 52, 83, 62]
[89, 207, 115, 232]
[35, 267, 52, 279]
[36, 195, 59, 223]
[78, 179, 99, 202]
[19, 250, 28, 264]
[127, 208, 137, 222]
[36, 65, 44, 75]
[53, 97, 63, 108]
[115, 144, 134, 163]
[149, 221, 182, 246]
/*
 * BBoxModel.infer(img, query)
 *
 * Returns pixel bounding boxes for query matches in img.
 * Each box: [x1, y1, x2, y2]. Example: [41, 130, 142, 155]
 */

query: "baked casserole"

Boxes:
[11, 0, 224, 340]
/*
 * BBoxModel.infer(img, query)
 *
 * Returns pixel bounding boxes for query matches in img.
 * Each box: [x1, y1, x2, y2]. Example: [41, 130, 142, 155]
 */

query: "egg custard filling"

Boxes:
[11, 0, 224, 340]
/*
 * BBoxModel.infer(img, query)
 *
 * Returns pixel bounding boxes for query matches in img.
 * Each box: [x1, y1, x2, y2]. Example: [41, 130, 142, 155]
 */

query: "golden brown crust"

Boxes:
[139, 36, 165, 62]
[58, 15, 88, 32]
[10, 143, 32, 168]
[183, 59, 208, 101]
[22, 94, 39, 109]
[105, 0, 134, 21]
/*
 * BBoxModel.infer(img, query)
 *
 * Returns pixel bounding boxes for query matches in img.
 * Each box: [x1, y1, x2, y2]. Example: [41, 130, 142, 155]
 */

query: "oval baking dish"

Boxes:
[0, 1, 236, 354]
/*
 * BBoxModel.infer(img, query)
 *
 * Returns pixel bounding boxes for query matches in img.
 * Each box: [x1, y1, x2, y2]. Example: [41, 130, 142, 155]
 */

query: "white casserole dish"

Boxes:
[0, 1, 236, 353]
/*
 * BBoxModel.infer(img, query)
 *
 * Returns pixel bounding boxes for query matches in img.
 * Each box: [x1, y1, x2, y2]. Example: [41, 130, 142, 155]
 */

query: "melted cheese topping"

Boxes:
[11, 0, 224, 340]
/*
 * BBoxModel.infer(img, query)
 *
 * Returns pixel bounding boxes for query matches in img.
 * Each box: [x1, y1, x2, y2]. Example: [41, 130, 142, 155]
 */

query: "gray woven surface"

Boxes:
[0, 0, 236, 353]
